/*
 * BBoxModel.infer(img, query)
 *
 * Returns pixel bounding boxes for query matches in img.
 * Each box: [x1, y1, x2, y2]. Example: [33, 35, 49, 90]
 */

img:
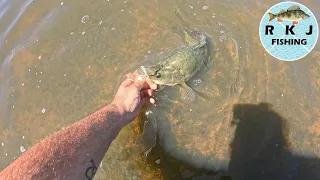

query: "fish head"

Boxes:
[140, 65, 175, 85]
[301, 12, 310, 20]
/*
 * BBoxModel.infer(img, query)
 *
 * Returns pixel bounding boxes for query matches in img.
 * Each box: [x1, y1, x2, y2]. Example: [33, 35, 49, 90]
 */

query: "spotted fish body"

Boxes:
[140, 30, 207, 86]
[268, 5, 310, 24]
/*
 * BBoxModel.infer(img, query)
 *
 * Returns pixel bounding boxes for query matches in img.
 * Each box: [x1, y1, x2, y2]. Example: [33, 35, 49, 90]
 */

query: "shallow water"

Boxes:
[0, 0, 320, 179]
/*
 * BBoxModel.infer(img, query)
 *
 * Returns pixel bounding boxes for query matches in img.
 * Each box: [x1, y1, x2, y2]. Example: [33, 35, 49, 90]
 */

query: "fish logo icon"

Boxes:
[259, 2, 318, 61]
[268, 5, 310, 25]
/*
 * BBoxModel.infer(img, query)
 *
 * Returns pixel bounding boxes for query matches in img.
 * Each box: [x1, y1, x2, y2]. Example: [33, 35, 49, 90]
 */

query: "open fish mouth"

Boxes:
[138, 66, 158, 83]
[138, 66, 149, 78]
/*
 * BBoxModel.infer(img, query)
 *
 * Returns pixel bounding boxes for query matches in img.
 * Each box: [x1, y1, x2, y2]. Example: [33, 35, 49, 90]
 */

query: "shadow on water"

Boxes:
[228, 103, 320, 180]
[144, 103, 320, 180]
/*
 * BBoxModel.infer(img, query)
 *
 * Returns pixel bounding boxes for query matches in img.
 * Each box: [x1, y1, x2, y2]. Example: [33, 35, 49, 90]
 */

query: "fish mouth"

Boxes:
[139, 66, 164, 85]
[139, 66, 148, 77]
[139, 66, 158, 82]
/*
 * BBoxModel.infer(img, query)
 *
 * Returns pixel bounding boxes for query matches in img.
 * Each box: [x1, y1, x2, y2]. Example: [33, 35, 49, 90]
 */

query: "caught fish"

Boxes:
[137, 30, 208, 158]
[268, 5, 310, 25]
[140, 30, 208, 102]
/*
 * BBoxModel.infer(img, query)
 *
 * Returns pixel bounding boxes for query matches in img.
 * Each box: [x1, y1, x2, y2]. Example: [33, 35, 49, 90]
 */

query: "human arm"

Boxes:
[0, 73, 156, 180]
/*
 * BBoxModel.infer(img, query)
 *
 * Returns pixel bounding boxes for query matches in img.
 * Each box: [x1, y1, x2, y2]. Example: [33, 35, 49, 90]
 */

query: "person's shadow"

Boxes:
[227, 103, 320, 180]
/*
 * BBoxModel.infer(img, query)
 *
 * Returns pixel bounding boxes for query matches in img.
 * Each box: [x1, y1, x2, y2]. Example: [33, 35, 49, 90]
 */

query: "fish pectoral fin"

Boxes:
[277, 18, 283, 22]
[140, 110, 158, 157]
[278, 10, 286, 14]
[288, 5, 301, 11]
[293, 21, 299, 25]
[179, 82, 196, 103]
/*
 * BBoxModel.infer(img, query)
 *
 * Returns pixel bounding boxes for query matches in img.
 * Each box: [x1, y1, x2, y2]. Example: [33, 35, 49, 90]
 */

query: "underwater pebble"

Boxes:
[202, 6, 209, 10]
[111, 27, 116, 30]
[12, 105, 14, 108]
[281, 94, 284, 97]
[70, 32, 74, 35]
[82, 31, 86, 35]
[189, 5, 194, 9]
[61, 2, 64, 5]
[193, 79, 202, 86]
[88, 65, 91, 68]
[219, 35, 225, 42]
[64, 74, 67, 76]
[121, 9, 124, 12]
[81, 15, 89, 23]
[98, 20, 102, 25]
[20, 146, 26, 153]
[155, 159, 160, 164]
[21, 83, 25, 86]
[29, 69, 31, 72]
[5, 153, 7, 156]
[147, 50, 151, 54]
[1, 142, 4, 146]
[190, 109, 192, 112]
[39, 80, 41, 83]
[22, 136, 25, 139]
[38, 56, 41, 59]
[41, 108, 46, 113]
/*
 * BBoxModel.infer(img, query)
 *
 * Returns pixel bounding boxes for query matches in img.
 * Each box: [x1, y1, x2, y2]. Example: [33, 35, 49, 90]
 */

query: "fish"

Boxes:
[268, 5, 310, 25]
[140, 30, 208, 102]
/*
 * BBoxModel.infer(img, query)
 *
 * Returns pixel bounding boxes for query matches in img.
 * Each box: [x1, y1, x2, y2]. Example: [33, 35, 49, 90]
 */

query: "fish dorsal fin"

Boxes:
[288, 5, 301, 11]
[278, 10, 286, 14]
[183, 30, 198, 47]
[182, 30, 206, 50]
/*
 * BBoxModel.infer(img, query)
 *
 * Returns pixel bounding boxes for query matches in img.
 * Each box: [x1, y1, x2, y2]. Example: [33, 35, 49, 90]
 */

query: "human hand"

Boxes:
[111, 71, 157, 125]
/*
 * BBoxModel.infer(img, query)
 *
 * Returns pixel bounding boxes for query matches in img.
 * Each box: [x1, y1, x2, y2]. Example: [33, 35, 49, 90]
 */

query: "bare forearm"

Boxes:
[0, 104, 124, 180]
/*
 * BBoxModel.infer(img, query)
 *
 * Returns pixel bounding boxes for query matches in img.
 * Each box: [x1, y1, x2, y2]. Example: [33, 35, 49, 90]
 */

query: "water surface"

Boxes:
[0, 0, 320, 179]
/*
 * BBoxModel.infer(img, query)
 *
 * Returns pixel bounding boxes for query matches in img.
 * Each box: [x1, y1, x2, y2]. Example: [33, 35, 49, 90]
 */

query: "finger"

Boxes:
[140, 81, 158, 91]
[121, 78, 135, 87]
[125, 71, 139, 79]
[133, 75, 146, 90]
[140, 89, 153, 98]
[142, 97, 156, 104]
[149, 83, 158, 90]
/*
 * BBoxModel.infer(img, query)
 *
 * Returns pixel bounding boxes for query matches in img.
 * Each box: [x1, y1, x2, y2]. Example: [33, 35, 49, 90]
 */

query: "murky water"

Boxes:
[1, 0, 320, 179]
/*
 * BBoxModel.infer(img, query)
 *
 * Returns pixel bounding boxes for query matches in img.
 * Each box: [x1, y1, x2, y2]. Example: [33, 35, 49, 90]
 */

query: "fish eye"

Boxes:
[155, 73, 161, 78]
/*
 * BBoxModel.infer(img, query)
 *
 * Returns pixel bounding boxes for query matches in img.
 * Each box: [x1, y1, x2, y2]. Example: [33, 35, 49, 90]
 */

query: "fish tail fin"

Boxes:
[268, 12, 275, 21]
